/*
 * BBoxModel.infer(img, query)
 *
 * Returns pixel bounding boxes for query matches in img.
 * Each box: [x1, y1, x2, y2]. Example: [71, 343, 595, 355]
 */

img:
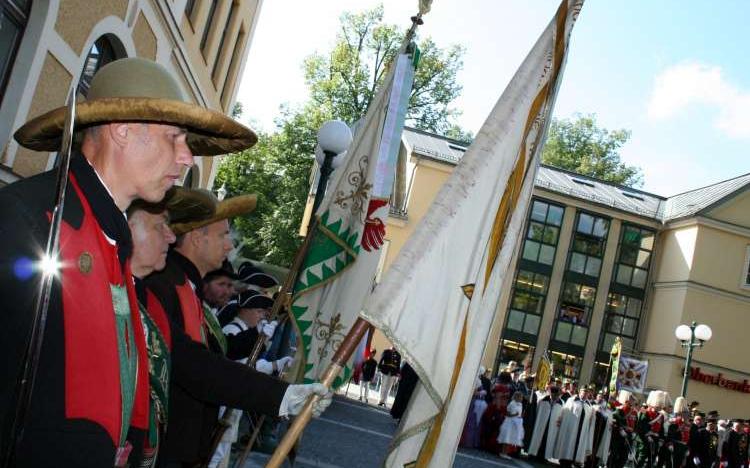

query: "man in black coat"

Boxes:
[378, 347, 402, 407]
[145, 192, 331, 467]
[0, 57, 248, 467]
[724, 420, 749, 468]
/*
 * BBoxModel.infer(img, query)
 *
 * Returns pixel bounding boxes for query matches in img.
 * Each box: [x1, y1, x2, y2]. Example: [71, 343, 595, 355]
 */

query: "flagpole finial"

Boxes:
[411, 14, 424, 26]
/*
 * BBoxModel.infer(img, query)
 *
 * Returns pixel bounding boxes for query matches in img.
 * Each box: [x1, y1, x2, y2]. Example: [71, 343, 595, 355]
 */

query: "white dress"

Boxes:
[498, 400, 525, 447]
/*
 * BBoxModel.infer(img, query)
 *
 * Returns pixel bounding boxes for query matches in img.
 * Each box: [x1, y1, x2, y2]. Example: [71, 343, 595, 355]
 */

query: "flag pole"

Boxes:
[266, 10, 429, 466]
[266, 317, 371, 468]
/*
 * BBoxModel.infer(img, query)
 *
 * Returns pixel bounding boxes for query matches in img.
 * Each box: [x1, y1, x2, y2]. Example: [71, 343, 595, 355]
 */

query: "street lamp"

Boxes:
[216, 183, 228, 201]
[312, 120, 352, 215]
[675, 321, 712, 397]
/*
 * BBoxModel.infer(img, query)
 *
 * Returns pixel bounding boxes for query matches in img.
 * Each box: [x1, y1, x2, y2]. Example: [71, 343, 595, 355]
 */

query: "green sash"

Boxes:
[139, 305, 171, 447]
[111, 284, 138, 447]
[202, 304, 228, 355]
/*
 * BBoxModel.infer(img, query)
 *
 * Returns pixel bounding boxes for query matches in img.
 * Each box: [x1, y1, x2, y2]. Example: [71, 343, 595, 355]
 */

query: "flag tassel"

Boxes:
[266, 318, 371, 468]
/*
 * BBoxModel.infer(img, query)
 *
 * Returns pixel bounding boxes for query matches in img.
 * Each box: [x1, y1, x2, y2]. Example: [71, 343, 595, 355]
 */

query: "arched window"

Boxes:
[0, 0, 32, 103]
[183, 165, 200, 188]
[77, 34, 126, 97]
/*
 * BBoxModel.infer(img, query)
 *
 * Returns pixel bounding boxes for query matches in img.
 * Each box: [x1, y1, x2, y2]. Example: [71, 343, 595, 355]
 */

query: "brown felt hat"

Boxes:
[14, 58, 257, 155]
[170, 189, 256, 236]
[127, 186, 216, 223]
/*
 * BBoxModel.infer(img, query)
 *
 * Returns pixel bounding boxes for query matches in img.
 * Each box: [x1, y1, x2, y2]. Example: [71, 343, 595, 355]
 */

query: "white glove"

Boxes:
[276, 356, 294, 372]
[257, 320, 277, 339]
[278, 383, 332, 418]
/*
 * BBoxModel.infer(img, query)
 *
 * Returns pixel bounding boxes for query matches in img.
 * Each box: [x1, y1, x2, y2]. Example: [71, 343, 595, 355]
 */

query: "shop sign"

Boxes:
[689, 367, 750, 394]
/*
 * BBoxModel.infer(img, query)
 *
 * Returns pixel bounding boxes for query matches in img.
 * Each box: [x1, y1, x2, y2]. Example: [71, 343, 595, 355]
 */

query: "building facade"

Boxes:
[369, 127, 750, 417]
[0, 0, 262, 188]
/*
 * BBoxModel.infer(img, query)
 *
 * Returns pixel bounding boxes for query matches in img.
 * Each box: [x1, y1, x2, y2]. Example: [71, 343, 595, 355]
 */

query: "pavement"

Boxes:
[237, 385, 546, 468]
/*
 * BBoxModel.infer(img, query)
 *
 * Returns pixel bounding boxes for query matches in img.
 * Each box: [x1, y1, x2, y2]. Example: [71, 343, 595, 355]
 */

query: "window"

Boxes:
[200, 0, 218, 53]
[597, 293, 640, 357]
[77, 35, 124, 97]
[494, 340, 535, 377]
[0, 0, 31, 104]
[743, 246, 750, 289]
[211, 1, 236, 79]
[520, 199, 564, 266]
[567, 212, 610, 277]
[505, 269, 549, 337]
[552, 281, 595, 349]
[550, 351, 582, 380]
[220, 26, 245, 106]
[613, 224, 654, 289]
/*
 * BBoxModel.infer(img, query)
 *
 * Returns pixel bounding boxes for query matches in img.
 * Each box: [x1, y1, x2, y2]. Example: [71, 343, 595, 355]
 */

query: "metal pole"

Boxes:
[311, 150, 336, 217]
[680, 321, 697, 398]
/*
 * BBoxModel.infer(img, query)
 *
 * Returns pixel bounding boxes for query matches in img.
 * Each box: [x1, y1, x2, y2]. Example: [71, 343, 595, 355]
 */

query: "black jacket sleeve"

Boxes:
[224, 327, 262, 360]
[170, 327, 287, 416]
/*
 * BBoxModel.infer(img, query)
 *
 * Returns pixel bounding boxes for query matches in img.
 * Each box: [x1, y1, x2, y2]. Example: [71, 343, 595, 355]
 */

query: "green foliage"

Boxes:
[218, 4, 468, 266]
[541, 114, 643, 187]
[304, 4, 466, 133]
[216, 105, 331, 266]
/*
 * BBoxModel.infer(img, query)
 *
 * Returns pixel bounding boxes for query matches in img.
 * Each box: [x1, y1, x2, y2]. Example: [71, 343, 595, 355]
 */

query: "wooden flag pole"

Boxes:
[265, 317, 371, 468]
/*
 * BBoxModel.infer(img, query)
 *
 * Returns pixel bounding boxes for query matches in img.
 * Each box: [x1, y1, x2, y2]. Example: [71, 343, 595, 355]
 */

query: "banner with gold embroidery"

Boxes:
[290, 51, 416, 385]
[360, 1, 585, 465]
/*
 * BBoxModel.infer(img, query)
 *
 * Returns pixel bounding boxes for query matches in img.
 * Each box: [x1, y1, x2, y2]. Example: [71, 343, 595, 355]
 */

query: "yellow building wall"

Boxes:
[55, 0, 128, 54]
[13, 53, 71, 177]
[691, 225, 750, 293]
[652, 226, 697, 282]
[706, 188, 750, 228]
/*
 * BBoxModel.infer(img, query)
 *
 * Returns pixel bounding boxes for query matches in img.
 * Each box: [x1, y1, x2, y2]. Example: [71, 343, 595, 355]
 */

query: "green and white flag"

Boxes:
[291, 50, 416, 385]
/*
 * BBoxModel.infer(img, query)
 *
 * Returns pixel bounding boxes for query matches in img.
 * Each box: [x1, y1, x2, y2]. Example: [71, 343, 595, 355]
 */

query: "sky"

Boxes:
[235, 0, 750, 196]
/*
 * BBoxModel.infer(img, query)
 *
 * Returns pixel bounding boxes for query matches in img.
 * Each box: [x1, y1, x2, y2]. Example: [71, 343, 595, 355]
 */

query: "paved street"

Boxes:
[239, 390, 544, 468]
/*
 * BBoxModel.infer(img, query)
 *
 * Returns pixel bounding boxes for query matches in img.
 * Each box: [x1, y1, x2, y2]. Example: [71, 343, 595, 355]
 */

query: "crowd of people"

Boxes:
[460, 362, 750, 468]
[0, 58, 332, 468]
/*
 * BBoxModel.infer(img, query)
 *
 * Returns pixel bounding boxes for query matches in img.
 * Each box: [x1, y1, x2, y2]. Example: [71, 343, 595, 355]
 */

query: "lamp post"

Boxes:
[216, 183, 227, 201]
[675, 321, 712, 397]
[312, 120, 352, 215]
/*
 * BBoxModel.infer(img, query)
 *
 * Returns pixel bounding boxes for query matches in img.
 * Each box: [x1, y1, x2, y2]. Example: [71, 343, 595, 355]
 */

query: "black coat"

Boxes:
[361, 357, 377, 382]
[0, 157, 147, 467]
[145, 252, 288, 464]
[378, 349, 401, 376]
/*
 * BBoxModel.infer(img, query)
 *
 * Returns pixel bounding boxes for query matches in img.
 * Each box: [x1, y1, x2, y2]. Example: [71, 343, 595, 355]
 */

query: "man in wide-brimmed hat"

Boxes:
[145, 188, 330, 466]
[127, 190, 312, 467]
[0, 57, 257, 467]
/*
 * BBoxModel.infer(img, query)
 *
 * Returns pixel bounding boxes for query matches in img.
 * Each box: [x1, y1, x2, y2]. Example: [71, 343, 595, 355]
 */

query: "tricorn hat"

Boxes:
[237, 261, 279, 289]
[237, 290, 274, 310]
[170, 189, 256, 236]
[14, 57, 257, 155]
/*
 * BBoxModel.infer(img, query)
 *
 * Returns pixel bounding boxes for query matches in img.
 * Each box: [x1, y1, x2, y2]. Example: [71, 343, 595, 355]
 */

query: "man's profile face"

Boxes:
[127, 124, 193, 202]
[199, 220, 233, 272]
[204, 275, 235, 307]
[129, 209, 175, 275]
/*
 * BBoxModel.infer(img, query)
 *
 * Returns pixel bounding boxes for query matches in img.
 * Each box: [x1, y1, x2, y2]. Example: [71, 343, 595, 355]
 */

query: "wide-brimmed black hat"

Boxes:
[205, 259, 239, 282]
[237, 261, 279, 288]
[237, 290, 273, 310]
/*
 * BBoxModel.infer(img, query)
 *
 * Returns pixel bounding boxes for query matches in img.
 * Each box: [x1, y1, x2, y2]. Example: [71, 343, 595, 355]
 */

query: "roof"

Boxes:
[400, 127, 750, 223]
[661, 173, 750, 221]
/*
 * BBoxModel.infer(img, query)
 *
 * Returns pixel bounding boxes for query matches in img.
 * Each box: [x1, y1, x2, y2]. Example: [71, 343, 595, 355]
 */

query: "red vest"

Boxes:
[174, 280, 206, 345]
[59, 176, 149, 444]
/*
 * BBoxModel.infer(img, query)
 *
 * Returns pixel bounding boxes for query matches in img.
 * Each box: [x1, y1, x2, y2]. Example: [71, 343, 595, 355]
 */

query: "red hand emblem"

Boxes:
[361, 199, 388, 252]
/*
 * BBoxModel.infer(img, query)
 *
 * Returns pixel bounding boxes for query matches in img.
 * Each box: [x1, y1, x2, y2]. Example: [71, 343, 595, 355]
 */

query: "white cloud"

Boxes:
[647, 62, 750, 139]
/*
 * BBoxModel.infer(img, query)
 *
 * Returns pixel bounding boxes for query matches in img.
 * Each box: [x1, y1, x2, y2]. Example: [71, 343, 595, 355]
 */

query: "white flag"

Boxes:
[361, 1, 584, 465]
[290, 52, 416, 385]
[618, 356, 649, 393]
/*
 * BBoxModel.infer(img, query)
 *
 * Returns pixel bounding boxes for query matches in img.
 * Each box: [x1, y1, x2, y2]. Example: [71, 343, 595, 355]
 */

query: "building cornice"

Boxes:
[652, 279, 750, 304]
[665, 216, 750, 238]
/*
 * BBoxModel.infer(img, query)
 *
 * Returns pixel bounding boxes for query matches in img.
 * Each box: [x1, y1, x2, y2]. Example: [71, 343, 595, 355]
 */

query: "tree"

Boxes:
[303, 4, 467, 133]
[541, 114, 643, 187]
[217, 5, 469, 265]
